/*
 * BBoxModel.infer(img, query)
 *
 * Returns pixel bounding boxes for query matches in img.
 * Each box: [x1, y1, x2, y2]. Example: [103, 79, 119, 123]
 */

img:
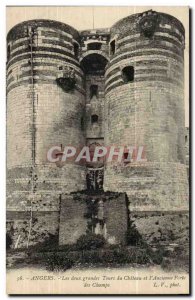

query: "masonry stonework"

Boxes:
[6, 11, 189, 248]
[104, 11, 188, 209]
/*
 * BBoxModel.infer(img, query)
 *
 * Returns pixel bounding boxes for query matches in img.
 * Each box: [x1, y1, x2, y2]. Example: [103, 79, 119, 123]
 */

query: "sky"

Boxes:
[6, 6, 189, 126]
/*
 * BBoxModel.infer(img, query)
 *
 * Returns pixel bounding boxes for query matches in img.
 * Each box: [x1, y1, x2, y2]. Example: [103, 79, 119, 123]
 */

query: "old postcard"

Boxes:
[6, 6, 190, 295]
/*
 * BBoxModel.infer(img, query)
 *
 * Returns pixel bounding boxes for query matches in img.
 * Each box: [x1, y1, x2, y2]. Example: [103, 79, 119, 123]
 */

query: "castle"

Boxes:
[6, 10, 189, 248]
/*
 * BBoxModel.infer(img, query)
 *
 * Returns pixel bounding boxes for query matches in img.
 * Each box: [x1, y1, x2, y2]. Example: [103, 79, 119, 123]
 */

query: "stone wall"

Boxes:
[104, 10, 188, 212]
[104, 194, 128, 244]
[59, 193, 128, 245]
[7, 20, 87, 244]
[104, 162, 188, 211]
[6, 11, 189, 248]
[131, 211, 189, 245]
[7, 211, 59, 248]
[85, 75, 105, 139]
[59, 195, 88, 245]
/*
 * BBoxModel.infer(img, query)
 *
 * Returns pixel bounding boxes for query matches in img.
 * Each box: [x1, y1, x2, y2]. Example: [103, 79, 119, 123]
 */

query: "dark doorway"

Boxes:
[110, 40, 115, 55]
[91, 114, 99, 124]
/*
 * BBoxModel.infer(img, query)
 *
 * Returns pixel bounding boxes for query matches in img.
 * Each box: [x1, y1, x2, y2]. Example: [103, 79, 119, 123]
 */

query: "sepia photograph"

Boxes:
[6, 5, 190, 295]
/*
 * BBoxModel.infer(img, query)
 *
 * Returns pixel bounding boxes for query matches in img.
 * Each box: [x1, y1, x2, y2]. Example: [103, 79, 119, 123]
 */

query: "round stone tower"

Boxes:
[6, 20, 86, 247]
[104, 10, 188, 212]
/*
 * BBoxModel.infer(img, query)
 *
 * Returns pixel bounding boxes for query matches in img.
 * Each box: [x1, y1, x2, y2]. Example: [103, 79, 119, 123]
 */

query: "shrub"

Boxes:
[78, 247, 150, 265]
[151, 247, 164, 265]
[141, 242, 165, 265]
[6, 233, 12, 250]
[75, 233, 105, 251]
[161, 257, 172, 270]
[80, 250, 102, 264]
[125, 220, 143, 246]
[58, 244, 76, 252]
[103, 249, 129, 264]
[46, 253, 74, 272]
[27, 234, 59, 254]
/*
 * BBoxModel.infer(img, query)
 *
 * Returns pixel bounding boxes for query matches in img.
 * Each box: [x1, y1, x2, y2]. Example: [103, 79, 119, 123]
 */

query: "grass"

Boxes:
[7, 234, 189, 273]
